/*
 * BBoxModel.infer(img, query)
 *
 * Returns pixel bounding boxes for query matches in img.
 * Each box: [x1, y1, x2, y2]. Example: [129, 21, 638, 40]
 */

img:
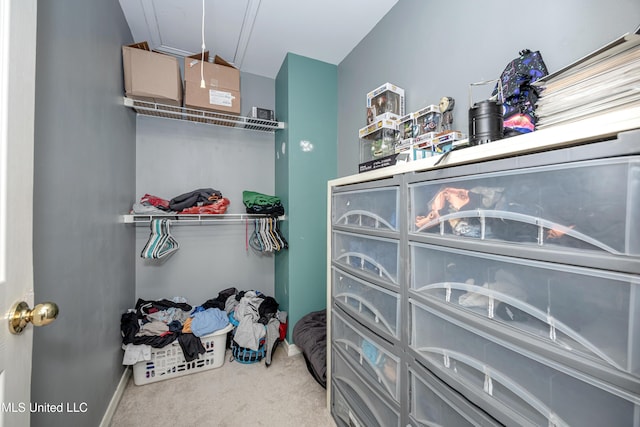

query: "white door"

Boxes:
[0, 1, 38, 426]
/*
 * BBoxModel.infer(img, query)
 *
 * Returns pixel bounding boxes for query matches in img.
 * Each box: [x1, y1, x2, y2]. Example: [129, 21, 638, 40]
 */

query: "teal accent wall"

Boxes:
[275, 53, 337, 342]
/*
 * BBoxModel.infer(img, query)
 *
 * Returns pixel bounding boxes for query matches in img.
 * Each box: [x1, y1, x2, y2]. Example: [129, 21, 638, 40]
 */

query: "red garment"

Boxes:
[179, 198, 230, 215]
[141, 194, 170, 210]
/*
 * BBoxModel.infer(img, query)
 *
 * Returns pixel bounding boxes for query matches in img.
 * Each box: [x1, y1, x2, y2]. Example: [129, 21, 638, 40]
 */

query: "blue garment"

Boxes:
[167, 320, 182, 333]
[191, 306, 206, 315]
[362, 340, 383, 366]
[190, 308, 229, 337]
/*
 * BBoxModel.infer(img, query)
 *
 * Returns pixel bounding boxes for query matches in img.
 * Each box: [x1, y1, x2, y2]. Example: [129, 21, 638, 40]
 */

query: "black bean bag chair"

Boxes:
[293, 310, 326, 388]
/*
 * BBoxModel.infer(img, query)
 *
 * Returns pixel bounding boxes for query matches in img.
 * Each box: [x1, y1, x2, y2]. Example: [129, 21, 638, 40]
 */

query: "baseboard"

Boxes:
[283, 339, 301, 356]
[99, 367, 131, 427]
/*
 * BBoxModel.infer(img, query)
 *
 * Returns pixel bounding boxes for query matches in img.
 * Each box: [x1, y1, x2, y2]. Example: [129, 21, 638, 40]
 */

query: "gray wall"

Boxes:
[32, 0, 136, 426]
[337, 0, 640, 177]
[135, 71, 276, 304]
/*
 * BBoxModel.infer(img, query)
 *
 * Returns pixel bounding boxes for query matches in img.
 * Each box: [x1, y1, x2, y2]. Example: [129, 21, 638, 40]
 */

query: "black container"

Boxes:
[469, 100, 503, 146]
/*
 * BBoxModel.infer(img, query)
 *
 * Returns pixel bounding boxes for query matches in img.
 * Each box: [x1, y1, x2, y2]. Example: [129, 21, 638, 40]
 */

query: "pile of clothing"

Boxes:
[226, 290, 287, 366]
[131, 188, 229, 215]
[242, 190, 285, 217]
[120, 288, 287, 367]
[120, 296, 230, 365]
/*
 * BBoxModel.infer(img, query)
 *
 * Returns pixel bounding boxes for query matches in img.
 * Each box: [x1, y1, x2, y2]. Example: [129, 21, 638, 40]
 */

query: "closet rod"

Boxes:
[122, 214, 285, 225]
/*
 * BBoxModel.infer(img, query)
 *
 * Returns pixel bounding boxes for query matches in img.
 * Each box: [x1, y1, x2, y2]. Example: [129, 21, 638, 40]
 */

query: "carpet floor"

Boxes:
[110, 344, 335, 427]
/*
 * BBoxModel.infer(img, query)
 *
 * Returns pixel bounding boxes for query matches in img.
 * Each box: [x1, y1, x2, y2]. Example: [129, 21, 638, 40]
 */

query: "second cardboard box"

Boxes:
[184, 55, 241, 115]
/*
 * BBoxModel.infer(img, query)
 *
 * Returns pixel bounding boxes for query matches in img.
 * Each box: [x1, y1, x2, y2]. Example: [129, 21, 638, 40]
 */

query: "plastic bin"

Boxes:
[332, 349, 400, 427]
[332, 267, 400, 340]
[409, 242, 640, 376]
[332, 310, 400, 402]
[132, 323, 233, 385]
[409, 364, 500, 426]
[409, 299, 640, 427]
[332, 230, 399, 285]
[409, 156, 640, 256]
[332, 187, 399, 231]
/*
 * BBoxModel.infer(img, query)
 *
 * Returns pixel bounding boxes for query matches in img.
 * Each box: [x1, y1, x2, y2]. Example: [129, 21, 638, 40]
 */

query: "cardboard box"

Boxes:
[122, 42, 182, 106]
[184, 55, 241, 114]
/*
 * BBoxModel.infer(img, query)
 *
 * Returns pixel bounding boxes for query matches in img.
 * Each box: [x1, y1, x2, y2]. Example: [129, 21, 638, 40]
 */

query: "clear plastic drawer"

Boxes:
[332, 231, 399, 285]
[332, 267, 400, 339]
[410, 242, 640, 377]
[332, 310, 400, 402]
[409, 299, 640, 427]
[409, 157, 640, 256]
[332, 187, 399, 231]
[332, 349, 400, 427]
[409, 365, 500, 427]
[332, 382, 371, 427]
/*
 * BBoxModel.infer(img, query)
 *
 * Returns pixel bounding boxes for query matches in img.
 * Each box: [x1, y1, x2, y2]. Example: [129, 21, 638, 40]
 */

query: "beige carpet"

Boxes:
[110, 344, 335, 427]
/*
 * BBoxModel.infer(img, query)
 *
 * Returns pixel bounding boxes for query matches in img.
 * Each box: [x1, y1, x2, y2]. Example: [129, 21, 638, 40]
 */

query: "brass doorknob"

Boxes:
[8, 301, 59, 335]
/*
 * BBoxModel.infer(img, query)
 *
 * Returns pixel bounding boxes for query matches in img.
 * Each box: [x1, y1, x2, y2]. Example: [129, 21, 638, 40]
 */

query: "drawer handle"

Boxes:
[415, 209, 620, 255]
[483, 367, 493, 395]
[337, 252, 395, 282]
[335, 292, 395, 336]
[337, 210, 395, 230]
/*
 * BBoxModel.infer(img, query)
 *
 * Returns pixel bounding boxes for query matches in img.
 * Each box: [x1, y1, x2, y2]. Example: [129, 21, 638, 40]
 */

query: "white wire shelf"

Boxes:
[123, 97, 285, 133]
[123, 213, 285, 225]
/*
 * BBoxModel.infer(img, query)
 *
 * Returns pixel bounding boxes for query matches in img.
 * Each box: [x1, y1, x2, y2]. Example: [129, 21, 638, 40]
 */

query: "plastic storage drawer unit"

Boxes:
[410, 242, 640, 377]
[332, 230, 399, 285]
[332, 349, 400, 427]
[332, 186, 399, 231]
[332, 309, 400, 402]
[409, 157, 640, 256]
[332, 267, 401, 340]
[409, 299, 640, 427]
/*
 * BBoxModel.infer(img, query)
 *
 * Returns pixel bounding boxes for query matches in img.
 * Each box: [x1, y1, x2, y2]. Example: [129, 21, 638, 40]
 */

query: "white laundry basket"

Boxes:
[133, 323, 233, 385]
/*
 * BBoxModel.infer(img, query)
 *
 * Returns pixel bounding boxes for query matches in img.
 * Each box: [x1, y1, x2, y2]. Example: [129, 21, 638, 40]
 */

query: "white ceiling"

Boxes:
[119, 0, 399, 79]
